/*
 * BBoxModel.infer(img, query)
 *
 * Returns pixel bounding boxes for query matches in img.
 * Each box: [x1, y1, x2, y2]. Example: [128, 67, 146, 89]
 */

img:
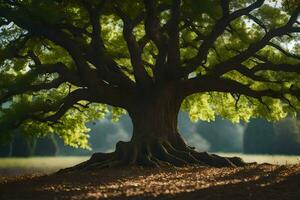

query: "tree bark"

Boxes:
[58, 84, 248, 173]
[129, 85, 185, 149]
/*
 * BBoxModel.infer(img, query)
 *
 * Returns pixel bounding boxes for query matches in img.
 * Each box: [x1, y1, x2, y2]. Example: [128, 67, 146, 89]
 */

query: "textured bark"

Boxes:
[58, 85, 248, 173]
[129, 84, 183, 147]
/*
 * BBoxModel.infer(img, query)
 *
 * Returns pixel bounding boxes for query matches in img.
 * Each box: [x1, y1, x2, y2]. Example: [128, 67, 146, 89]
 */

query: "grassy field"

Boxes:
[0, 154, 300, 176]
[218, 153, 300, 165]
[0, 156, 89, 176]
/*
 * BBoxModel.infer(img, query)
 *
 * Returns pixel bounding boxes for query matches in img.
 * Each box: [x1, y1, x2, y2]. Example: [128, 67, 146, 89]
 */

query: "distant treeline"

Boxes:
[244, 118, 300, 155]
[0, 133, 91, 157]
[1, 114, 300, 157]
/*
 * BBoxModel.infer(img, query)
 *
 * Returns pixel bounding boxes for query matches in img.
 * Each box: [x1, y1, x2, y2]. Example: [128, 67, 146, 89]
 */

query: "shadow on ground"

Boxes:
[156, 166, 300, 200]
[0, 164, 300, 200]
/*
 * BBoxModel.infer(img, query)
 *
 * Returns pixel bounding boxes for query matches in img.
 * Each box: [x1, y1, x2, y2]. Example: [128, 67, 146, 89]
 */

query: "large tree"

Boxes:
[1, 0, 300, 170]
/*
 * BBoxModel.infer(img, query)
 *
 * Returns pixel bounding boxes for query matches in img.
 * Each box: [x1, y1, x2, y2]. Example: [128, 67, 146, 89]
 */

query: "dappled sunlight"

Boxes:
[1, 0, 300, 199]
[1, 164, 300, 200]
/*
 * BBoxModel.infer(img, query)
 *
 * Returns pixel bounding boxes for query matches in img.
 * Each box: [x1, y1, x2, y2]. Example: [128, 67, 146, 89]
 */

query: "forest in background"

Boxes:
[1, 112, 300, 157]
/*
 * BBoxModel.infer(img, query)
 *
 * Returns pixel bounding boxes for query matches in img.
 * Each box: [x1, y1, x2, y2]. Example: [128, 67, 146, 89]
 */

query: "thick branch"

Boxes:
[246, 14, 267, 32]
[182, 76, 291, 100]
[143, 0, 163, 45]
[1, 4, 134, 91]
[182, 17, 206, 41]
[85, 1, 106, 54]
[143, 0, 168, 81]
[232, 64, 279, 83]
[211, 5, 300, 76]
[0, 57, 86, 105]
[0, 6, 91, 76]
[220, 0, 230, 16]
[81, 1, 136, 88]
[0, 77, 65, 104]
[114, 4, 152, 85]
[268, 42, 300, 60]
[166, 0, 181, 73]
[251, 63, 300, 73]
[36, 89, 91, 123]
[181, 0, 265, 78]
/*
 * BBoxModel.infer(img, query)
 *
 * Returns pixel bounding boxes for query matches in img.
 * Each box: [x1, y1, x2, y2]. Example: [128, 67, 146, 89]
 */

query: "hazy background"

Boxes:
[1, 112, 300, 157]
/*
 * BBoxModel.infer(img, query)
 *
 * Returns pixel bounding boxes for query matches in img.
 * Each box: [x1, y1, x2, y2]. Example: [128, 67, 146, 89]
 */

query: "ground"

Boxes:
[0, 163, 300, 200]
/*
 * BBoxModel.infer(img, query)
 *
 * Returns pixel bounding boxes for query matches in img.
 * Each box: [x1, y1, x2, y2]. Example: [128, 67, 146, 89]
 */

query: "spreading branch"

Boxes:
[35, 89, 92, 123]
[183, 76, 297, 100]
[210, 5, 300, 76]
[113, 3, 152, 85]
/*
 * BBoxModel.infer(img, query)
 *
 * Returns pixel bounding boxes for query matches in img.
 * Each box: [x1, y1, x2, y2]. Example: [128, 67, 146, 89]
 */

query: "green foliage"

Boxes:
[0, 0, 300, 147]
[21, 102, 108, 149]
[111, 107, 127, 122]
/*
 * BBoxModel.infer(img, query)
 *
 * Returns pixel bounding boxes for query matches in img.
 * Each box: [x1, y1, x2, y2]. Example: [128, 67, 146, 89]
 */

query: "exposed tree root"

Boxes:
[57, 140, 250, 174]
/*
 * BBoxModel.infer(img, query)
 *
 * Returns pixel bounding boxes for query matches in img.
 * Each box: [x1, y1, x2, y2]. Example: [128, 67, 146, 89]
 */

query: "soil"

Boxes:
[0, 164, 300, 200]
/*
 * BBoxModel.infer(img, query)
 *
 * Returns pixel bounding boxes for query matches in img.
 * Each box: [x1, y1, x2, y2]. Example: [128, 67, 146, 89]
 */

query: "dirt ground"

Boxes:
[0, 164, 300, 200]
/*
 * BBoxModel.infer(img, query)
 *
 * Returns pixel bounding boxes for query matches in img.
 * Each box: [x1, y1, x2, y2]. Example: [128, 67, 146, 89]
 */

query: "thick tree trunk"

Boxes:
[129, 87, 186, 150]
[58, 85, 247, 173]
[113, 88, 189, 167]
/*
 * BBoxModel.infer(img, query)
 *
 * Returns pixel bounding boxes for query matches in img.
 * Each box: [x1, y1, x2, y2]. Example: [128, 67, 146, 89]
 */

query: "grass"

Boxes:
[0, 154, 300, 176]
[0, 156, 89, 169]
[0, 156, 89, 176]
[217, 153, 300, 165]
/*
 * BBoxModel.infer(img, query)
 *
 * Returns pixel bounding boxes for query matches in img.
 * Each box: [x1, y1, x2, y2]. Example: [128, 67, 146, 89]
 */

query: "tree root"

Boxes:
[57, 140, 250, 174]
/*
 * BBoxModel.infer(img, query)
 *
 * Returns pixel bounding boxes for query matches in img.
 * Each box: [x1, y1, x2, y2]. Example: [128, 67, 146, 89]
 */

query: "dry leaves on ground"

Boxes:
[0, 164, 300, 200]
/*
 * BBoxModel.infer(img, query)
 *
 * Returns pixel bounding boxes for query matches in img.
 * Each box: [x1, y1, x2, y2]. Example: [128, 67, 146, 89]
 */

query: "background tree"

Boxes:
[0, 0, 300, 170]
[244, 117, 300, 154]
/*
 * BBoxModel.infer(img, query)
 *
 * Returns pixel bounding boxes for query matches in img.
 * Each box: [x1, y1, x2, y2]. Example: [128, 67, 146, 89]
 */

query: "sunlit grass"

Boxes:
[0, 154, 300, 177]
[0, 156, 89, 169]
[216, 153, 300, 165]
[0, 156, 89, 176]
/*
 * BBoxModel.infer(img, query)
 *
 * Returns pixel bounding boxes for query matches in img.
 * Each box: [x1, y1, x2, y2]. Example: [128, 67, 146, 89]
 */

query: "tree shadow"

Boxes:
[0, 167, 165, 200]
[154, 166, 300, 200]
[0, 165, 300, 200]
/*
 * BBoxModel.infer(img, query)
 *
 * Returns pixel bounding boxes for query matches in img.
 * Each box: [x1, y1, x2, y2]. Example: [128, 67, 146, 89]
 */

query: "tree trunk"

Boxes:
[129, 87, 186, 151]
[114, 87, 190, 167]
[58, 85, 248, 173]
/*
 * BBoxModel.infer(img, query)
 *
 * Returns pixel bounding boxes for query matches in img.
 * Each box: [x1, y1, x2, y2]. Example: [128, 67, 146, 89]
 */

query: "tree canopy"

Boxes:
[0, 0, 300, 149]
